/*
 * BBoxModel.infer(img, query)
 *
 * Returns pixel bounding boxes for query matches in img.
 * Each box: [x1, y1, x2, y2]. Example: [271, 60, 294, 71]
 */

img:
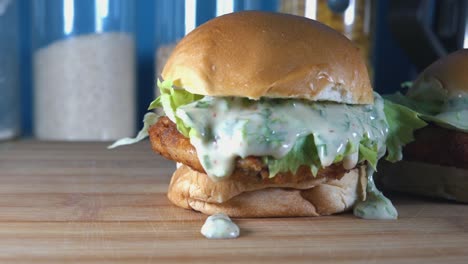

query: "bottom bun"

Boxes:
[167, 165, 366, 217]
[378, 160, 468, 203]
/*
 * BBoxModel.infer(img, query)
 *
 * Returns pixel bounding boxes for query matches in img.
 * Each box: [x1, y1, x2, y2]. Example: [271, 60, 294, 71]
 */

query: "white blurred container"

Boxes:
[32, 0, 136, 141]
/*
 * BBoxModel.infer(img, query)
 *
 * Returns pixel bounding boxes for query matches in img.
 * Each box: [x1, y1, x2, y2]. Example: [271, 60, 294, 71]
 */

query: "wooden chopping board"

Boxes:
[0, 140, 467, 263]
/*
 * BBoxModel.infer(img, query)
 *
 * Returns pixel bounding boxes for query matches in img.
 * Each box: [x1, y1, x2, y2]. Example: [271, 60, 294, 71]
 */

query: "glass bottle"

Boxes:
[0, 0, 20, 140]
[280, 0, 374, 79]
[32, 0, 136, 141]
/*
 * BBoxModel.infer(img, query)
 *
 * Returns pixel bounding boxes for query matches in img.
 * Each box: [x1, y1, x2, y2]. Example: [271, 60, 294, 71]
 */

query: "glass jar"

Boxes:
[280, 0, 374, 79]
[0, 0, 20, 140]
[154, 0, 212, 78]
[32, 0, 136, 141]
[154, 0, 188, 78]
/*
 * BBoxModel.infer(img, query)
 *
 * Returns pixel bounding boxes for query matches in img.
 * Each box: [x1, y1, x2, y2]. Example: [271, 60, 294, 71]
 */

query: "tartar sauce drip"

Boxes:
[353, 166, 398, 220]
[201, 213, 240, 239]
[176, 93, 389, 179]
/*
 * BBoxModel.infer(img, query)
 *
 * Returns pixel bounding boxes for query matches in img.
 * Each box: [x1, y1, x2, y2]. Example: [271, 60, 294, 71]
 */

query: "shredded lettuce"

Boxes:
[262, 99, 425, 177]
[358, 142, 378, 170]
[265, 137, 380, 177]
[107, 112, 159, 149]
[383, 99, 427, 161]
[108, 80, 202, 149]
[386, 92, 468, 132]
[385, 92, 443, 117]
[149, 83, 425, 174]
[428, 110, 468, 132]
[112, 79, 426, 178]
[264, 135, 321, 177]
[148, 79, 203, 136]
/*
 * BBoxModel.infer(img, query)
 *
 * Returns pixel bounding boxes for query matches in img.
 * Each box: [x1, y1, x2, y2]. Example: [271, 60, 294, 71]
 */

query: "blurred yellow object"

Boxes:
[280, 0, 374, 80]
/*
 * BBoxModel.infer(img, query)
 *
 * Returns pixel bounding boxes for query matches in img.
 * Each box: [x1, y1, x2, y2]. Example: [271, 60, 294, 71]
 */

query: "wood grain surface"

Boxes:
[0, 140, 467, 263]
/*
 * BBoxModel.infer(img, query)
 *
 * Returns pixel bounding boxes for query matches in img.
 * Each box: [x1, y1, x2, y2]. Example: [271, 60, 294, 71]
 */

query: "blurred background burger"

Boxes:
[380, 49, 468, 202]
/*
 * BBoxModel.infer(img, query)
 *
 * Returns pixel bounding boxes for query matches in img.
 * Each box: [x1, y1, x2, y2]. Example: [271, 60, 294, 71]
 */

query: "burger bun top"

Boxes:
[162, 11, 373, 104]
[409, 49, 468, 98]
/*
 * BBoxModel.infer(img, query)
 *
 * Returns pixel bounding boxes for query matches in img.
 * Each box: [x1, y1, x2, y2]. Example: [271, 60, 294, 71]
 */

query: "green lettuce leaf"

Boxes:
[107, 112, 159, 149]
[112, 82, 426, 178]
[424, 110, 468, 132]
[385, 92, 468, 132]
[264, 135, 321, 177]
[266, 95, 428, 176]
[385, 92, 443, 116]
[148, 79, 203, 136]
[265, 136, 380, 177]
[358, 142, 378, 170]
[383, 99, 427, 161]
[108, 80, 203, 149]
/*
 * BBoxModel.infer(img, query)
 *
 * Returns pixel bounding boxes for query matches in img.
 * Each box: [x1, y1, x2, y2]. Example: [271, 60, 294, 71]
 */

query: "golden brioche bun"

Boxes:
[410, 49, 468, 97]
[162, 11, 373, 104]
[167, 165, 367, 217]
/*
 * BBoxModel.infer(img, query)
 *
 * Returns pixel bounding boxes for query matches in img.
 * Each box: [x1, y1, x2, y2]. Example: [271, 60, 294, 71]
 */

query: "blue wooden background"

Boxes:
[16, 0, 413, 137]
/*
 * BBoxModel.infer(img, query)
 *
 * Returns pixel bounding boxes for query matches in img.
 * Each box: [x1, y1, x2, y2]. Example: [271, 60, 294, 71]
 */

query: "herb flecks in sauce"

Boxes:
[176, 93, 389, 180]
[354, 166, 398, 219]
[386, 79, 468, 132]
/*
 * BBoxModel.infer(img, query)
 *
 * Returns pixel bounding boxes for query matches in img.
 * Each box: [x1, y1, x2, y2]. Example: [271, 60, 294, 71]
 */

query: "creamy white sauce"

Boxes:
[343, 152, 359, 170]
[353, 166, 398, 220]
[432, 93, 468, 131]
[407, 79, 468, 131]
[201, 213, 240, 239]
[176, 93, 389, 179]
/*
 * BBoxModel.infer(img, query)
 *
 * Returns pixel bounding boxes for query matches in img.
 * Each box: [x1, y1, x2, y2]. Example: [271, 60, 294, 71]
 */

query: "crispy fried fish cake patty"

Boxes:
[148, 116, 349, 183]
[403, 125, 468, 169]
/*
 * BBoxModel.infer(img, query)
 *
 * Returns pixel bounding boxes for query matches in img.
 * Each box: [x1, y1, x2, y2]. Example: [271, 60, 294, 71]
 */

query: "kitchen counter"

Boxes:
[0, 140, 467, 263]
